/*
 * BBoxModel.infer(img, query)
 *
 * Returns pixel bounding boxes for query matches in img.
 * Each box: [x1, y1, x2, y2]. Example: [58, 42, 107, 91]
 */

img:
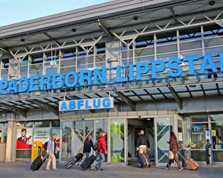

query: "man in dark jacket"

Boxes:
[136, 130, 150, 154]
[83, 135, 94, 164]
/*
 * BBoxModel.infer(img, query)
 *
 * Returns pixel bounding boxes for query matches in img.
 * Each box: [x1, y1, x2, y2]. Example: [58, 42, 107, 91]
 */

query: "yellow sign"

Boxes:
[212, 130, 216, 137]
[31, 141, 42, 161]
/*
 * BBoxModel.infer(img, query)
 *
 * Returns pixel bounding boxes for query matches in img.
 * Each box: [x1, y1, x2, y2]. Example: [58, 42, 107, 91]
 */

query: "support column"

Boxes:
[5, 113, 17, 162]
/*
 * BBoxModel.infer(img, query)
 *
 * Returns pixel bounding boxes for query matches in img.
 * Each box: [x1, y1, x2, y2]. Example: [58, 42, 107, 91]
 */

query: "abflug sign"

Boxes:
[1, 53, 223, 94]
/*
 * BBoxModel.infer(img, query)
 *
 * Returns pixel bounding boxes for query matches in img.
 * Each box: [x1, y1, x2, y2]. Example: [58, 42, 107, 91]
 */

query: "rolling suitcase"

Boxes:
[65, 153, 83, 169]
[30, 155, 47, 171]
[179, 153, 199, 170]
[137, 153, 150, 168]
[80, 155, 97, 170]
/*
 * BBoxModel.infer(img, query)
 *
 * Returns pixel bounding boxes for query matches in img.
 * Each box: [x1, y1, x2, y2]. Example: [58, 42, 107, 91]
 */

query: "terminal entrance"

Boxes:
[127, 118, 155, 166]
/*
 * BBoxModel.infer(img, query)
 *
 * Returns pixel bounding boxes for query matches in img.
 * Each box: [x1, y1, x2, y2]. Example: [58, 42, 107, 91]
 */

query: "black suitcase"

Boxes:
[30, 155, 47, 171]
[80, 155, 97, 170]
[137, 153, 150, 168]
[65, 153, 83, 169]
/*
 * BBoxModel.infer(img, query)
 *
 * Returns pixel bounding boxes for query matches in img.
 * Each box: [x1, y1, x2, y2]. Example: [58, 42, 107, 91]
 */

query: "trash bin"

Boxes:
[0, 142, 6, 162]
[180, 145, 190, 168]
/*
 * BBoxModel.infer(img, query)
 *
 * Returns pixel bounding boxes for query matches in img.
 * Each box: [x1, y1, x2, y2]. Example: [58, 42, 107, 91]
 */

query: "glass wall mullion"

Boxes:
[201, 26, 205, 56]
[107, 118, 111, 163]
[154, 34, 157, 61]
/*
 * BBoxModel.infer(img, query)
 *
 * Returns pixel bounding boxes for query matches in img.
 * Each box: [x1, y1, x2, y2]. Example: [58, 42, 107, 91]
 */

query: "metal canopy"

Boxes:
[0, 79, 222, 114]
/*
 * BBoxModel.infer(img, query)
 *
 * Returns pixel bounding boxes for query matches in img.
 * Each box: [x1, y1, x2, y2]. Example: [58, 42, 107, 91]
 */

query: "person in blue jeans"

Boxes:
[95, 131, 107, 171]
[82, 135, 94, 165]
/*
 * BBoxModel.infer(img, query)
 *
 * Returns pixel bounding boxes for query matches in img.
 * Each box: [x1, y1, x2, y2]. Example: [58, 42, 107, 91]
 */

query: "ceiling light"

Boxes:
[133, 16, 139, 21]
[209, 1, 215, 6]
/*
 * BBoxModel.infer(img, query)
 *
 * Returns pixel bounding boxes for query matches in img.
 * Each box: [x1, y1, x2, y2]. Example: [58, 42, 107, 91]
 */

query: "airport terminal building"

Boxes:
[0, 0, 223, 167]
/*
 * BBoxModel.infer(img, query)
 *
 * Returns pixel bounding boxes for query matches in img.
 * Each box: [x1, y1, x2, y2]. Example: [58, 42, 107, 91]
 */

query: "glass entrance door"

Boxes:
[155, 117, 174, 166]
[73, 120, 94, 156]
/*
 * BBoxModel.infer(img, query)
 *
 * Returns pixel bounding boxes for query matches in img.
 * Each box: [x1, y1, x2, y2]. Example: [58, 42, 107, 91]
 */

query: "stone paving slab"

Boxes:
[0, 161, 222, 178]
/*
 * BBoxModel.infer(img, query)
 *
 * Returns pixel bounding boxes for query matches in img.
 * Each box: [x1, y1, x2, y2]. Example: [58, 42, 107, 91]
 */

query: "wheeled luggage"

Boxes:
[65, 153, 83, 169]
[30, 155, 47, 171]
[138, 153, 150, 168]
[80, 155, 97, 170]
[179, 153, 199, 170]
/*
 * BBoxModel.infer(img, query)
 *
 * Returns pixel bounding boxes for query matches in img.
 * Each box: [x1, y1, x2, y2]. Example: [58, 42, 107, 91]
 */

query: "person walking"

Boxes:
[82, 135, 94, 165]
[136, 130, 151, 167]
[46, 133, 59, 171]
[136, 130, 150, 154]
[166, 132, 183, 171]
[95, 131, 107, 171]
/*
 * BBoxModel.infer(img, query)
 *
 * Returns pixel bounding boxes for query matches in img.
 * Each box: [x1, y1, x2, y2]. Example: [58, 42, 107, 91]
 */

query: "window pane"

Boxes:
[187, 115, 208, 122]
[52, 121, 60, 127]
[187, 123, 208, 149]
[96, 119, 108, 162]
[35, 121, 50, 128]
[16, 122, 33, 158]
[62, 122, 73, 160]
[210, 114, 223, 122]
[110, 118, 124, 163]
[211, 123, 223, 150]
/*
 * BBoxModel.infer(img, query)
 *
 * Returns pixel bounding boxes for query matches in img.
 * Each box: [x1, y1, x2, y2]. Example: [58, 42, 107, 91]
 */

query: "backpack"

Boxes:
[93, 140, 101, 151]
[44, 141, 48, 151]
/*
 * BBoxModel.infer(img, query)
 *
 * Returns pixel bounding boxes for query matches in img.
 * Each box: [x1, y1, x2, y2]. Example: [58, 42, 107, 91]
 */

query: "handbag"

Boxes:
[168, 151, 174, 160]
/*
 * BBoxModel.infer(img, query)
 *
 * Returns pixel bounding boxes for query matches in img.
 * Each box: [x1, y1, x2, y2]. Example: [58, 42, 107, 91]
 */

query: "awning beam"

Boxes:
[31, 99, 59, 116]
[114, 90, 136, 111]
[0, 103, 27, 118]
[168, 86, 183, 109]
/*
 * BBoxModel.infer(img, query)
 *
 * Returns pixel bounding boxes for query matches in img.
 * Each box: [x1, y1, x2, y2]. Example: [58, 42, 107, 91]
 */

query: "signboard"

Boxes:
[34, 128, 50, 143]
[59, 97, 114, 111]
[205, 130, 211, 140]
[16, 128, 32, 149]
[0, 53, 223, 94]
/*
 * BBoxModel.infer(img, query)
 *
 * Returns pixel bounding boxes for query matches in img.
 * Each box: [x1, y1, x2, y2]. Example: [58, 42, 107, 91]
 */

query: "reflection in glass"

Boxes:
[156, 117, 173, 164]
[62, 122, 73, 160]
[96, 119, 108, 162]
[110, 119, 125, 163]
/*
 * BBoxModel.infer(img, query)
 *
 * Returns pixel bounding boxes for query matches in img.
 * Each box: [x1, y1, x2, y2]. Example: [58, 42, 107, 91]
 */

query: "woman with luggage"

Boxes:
[166, 131, 183, 171]
[82, 135, 94, 164]
[46, 133, 59, 171]
[95, 131, 107, 171]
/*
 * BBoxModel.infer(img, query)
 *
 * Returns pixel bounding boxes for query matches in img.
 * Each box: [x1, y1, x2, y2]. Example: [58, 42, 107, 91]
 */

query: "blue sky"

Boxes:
[0, 0, 112, 27]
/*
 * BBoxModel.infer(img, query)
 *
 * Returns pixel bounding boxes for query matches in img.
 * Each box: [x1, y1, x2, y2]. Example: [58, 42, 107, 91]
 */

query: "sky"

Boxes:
[0, 0, 112, 27]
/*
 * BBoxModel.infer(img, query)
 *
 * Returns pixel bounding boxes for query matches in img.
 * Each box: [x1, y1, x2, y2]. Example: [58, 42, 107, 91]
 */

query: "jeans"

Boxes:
[46, 153, 56, 170]
[95, 152, 104, 170]
[139, 146, 151, 165]
[82, 152, 90, 165]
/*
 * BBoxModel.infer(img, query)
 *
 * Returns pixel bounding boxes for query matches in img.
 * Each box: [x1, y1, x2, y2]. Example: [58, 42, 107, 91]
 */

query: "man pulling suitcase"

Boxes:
[136, 130, 151, 168]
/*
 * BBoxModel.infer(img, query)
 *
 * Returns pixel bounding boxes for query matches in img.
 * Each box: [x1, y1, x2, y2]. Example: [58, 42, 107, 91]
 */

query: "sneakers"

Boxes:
[95, 167, 99, 171]
[165, 167, 170, 170]
[46, 168, 51, 171]
[179, 167, 183, 171]
[100, 169, 104, 171]
[52, 169, 58, 171]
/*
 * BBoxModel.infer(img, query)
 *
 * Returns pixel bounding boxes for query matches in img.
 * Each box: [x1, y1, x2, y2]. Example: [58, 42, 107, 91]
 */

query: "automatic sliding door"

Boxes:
[95, 119, 108, 162]
[155, 117, 173, 166]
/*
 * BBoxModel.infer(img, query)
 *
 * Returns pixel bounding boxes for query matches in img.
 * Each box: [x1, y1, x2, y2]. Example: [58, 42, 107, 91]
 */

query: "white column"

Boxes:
[5, 113, 17, 162]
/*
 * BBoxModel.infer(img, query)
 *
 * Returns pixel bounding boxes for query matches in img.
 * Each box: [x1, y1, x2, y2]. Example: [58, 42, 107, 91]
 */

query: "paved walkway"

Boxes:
[0, 161, 222, 178]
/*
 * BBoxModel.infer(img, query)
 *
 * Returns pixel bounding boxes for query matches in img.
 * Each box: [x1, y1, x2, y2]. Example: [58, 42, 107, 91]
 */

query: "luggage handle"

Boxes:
[178, 152, 187, 161]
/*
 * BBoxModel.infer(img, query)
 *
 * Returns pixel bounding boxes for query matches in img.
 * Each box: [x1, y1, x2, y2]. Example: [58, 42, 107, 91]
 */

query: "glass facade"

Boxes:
[0, 122, 7, 142]
[186, 114, 223, 163]
[156, 117, 173, 165]
[110, 119, 125, 163]
[16, 121, 60, 159]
